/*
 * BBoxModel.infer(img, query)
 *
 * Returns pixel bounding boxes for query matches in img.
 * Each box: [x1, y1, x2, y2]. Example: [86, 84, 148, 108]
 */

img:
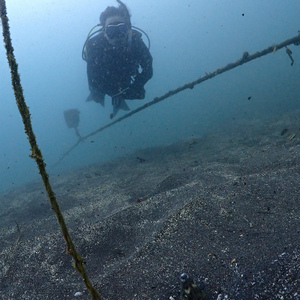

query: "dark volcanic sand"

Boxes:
[0, 114, 299, 300]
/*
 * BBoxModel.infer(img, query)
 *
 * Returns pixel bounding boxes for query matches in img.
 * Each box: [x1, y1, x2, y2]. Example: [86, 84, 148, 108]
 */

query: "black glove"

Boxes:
[123, 82, 145, 100]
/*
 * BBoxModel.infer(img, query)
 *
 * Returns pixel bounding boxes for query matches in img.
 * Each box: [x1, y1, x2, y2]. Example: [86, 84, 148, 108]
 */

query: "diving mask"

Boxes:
[105, 22, 130, 39]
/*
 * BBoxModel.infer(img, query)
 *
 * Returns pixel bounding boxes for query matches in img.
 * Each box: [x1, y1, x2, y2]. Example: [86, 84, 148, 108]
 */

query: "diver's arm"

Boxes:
[87, 63, 103, 93]
[86, 38, 107, 95]
[134, 35, 153, 88]
[86, 58, 106, 104]
[122, 35, 153, 100]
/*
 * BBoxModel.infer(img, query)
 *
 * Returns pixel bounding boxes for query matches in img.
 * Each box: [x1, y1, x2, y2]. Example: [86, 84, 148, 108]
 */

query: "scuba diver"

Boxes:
[83, 0, 153, 119]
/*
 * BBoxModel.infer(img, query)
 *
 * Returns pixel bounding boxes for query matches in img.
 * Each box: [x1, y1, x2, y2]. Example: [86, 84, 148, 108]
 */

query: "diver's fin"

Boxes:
[119, 99, 130, 111]
[110, 100, 130, 119]
[85, 94, 93, 102]
[85, 93, 105, 107]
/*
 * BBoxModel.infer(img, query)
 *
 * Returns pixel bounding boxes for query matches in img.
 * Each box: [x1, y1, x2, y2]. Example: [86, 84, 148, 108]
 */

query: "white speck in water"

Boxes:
[74, 291, 83, 297]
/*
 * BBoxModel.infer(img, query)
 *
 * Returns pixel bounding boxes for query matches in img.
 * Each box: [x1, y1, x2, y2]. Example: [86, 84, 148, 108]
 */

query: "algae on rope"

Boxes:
[0, 1, 102, 299]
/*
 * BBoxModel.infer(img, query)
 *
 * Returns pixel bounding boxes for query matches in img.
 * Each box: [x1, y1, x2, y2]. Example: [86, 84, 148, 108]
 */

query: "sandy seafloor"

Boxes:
[0, 110, 299, 300]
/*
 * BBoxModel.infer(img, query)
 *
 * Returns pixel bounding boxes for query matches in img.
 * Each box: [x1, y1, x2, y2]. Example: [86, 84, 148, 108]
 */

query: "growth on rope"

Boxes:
[0, 1, 102, 299]
[57, 33, 300, 164]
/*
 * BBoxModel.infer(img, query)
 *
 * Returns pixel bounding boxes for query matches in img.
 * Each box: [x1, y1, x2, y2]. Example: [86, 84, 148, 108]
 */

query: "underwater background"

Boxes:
[0, 0, 300, 193]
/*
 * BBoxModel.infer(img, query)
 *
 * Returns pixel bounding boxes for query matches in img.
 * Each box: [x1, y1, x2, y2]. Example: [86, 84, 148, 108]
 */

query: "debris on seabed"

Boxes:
[287, 133, 296, 141]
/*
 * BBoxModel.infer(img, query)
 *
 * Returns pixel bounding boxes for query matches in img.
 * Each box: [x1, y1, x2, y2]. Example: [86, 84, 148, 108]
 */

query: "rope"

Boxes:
[0, 1, 102, 299]
[57, 33, 300, 164]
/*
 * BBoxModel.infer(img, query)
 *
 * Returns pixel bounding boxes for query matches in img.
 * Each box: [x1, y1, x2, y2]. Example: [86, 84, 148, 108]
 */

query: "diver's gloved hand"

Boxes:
[123, 82, 145, 100]
[86, 91, 105, 106]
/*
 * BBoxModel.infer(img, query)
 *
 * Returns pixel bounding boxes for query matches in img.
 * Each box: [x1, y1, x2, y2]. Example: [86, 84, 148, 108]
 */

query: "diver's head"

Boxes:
[104, 15, 131, 47]
[100, 2, 131, 47]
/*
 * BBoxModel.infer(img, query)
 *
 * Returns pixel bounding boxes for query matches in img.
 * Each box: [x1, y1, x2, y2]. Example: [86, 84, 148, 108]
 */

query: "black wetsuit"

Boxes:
[86, 30, 153, 99]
